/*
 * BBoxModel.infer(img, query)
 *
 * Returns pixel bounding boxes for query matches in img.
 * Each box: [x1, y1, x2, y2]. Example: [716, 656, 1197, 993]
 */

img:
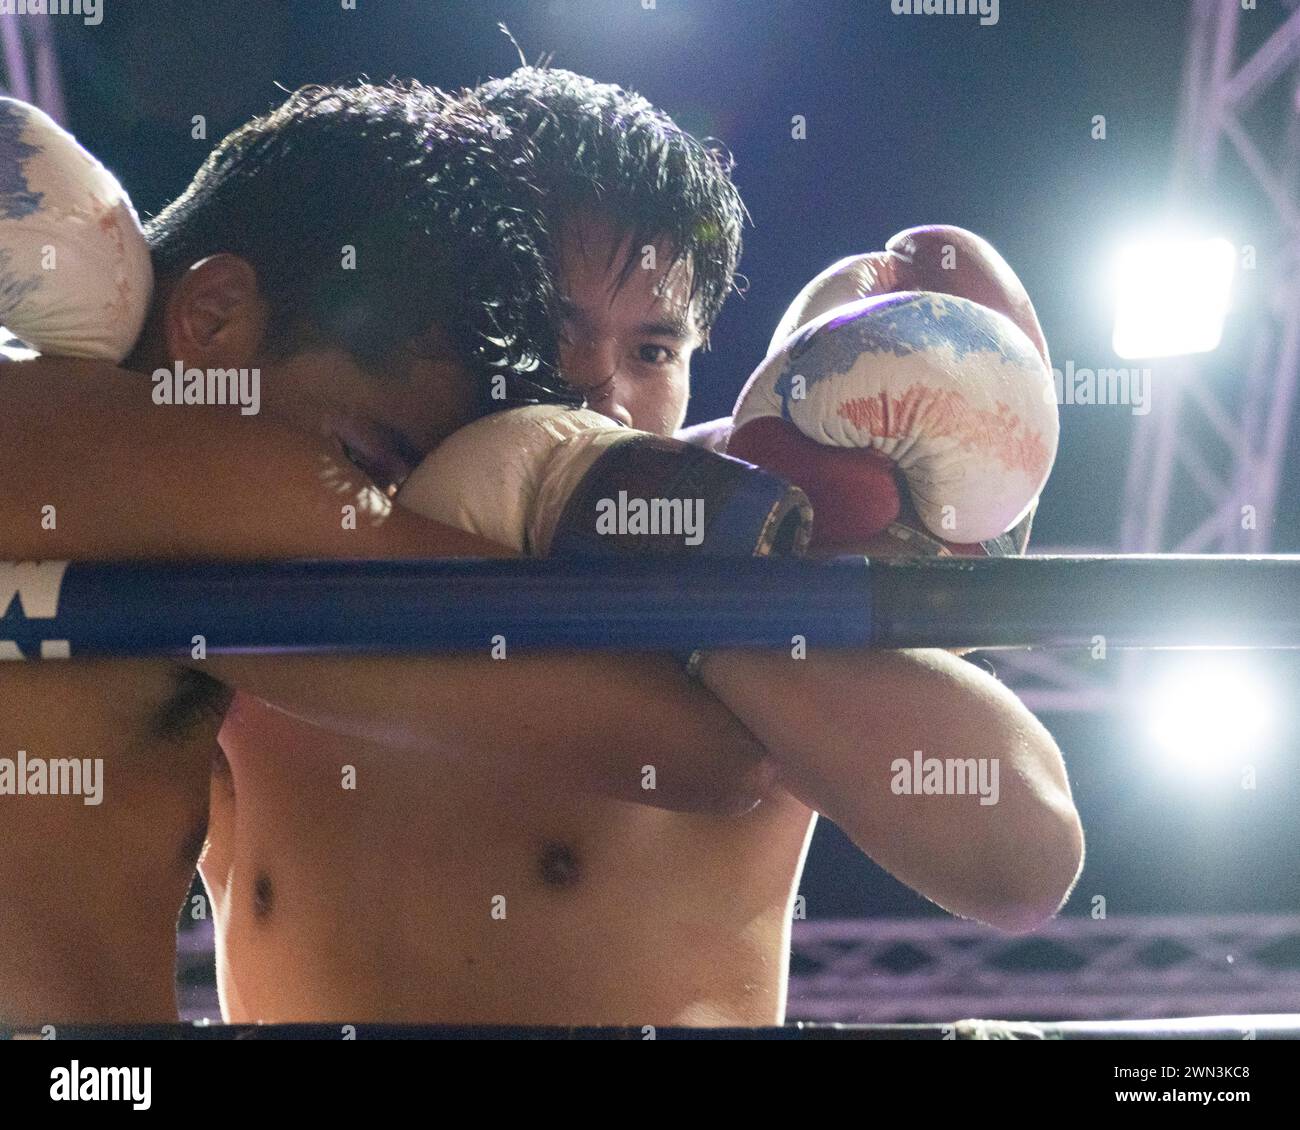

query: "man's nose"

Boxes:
[561, 344, 633, 427]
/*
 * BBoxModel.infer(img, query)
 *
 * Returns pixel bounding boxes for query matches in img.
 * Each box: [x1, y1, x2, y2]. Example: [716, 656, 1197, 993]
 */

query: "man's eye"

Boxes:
[638, 344, 676, 365]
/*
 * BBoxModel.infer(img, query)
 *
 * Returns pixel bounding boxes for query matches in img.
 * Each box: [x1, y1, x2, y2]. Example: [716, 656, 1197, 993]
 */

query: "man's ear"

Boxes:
[162, 254, 268, 369]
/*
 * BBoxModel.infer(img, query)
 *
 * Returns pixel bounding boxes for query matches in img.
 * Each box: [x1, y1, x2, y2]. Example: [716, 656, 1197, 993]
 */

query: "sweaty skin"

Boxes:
[0, 359, 362, 1023]
[203, 225, 803, 1026]
[209, 697, 813, 1025]
[204, 221, 1081, 1027]
[0, 357, 455, 1024]
[0, 343, 768, 1026]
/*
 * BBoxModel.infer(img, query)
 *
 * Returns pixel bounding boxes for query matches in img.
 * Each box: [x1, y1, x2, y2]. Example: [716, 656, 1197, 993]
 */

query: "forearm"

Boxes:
[697, 646, 1084, 931]
[207, 649, 772, 815]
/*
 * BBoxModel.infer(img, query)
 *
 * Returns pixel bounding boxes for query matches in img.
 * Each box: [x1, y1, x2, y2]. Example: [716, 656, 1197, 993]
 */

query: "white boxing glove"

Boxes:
[0, 97, 153, 362]
[681, 226, 1056, 554]
[398, 406, 634, 554]
[398, 405, 811, 558]
[730, 291, 1058, 547]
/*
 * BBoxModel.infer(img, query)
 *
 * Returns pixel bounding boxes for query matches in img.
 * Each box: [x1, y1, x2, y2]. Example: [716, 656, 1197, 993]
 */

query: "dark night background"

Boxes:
[49, 0, 1300, 922]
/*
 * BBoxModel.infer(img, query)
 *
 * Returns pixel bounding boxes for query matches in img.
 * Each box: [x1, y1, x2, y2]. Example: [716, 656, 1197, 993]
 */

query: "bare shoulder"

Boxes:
[0, 357, 489, 561]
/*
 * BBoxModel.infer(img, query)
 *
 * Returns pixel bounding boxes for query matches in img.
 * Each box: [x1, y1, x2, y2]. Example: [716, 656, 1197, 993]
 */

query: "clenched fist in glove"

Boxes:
[0, 97, 153, 362]
[680, 226, 1057, 557]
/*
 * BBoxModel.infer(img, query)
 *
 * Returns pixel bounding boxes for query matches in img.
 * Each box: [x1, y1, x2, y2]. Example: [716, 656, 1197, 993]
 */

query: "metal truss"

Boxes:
[788, 914, 1300, 1023]
[995, 1, 1300, 715]
[1122, 1, 1300, 556]
[177, 913, 1300, 1026]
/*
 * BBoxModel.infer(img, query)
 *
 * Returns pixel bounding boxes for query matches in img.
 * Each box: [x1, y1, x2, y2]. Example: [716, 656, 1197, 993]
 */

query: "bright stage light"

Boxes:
[1142, 659, 1275, 777]
[1110, 235, 1236, 359]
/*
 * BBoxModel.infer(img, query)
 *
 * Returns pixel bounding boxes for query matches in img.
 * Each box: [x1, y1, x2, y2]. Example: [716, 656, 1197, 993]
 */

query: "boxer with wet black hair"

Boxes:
[204, 69, 1081, 1028]
[0, 85, 780, 1026]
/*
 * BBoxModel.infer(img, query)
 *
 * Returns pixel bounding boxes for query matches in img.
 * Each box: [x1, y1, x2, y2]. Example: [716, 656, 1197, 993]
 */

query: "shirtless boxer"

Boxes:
[205, 69, 1083, 1027]
[0, 85, 788, 1026]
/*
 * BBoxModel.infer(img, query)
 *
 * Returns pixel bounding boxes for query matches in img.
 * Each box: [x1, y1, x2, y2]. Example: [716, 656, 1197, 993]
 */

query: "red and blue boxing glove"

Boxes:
[680, 225, 1058, 558]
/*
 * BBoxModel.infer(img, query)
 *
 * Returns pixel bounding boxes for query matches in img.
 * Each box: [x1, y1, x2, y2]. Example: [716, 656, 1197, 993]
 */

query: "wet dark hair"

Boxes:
[473, 67, 747, 340]
[143, 80, 574, 408]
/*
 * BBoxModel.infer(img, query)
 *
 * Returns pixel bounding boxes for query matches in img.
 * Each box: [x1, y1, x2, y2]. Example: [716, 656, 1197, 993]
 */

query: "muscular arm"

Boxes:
[187, 417, 769, 812]
[207, 650, 771, 814]
[696, 647, 1084, 932]
[5, 364, 1075, 853]
[0, 367, 769, 814]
